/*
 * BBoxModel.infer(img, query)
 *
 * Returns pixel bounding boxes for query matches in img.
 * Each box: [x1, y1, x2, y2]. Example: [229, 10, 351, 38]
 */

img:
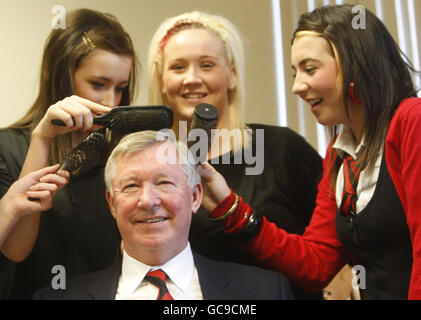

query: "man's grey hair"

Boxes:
[105, 130, 201, 196]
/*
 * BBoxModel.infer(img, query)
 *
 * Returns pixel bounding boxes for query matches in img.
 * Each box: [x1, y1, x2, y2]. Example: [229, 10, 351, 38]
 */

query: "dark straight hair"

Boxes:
[292, 4, 418, 183]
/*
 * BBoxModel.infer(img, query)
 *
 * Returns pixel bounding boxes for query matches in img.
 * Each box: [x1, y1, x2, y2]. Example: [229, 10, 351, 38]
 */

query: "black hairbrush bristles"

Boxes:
[52, 106, 173, 134]
[59, 130, 107, 177]
[106, 106, 173, 134]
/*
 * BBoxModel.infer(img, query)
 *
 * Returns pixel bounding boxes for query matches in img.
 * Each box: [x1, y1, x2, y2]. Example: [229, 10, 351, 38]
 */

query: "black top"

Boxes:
[336, 155, 412, 299]
[0, 128, 121, 299]
[189, 124, 323, 298]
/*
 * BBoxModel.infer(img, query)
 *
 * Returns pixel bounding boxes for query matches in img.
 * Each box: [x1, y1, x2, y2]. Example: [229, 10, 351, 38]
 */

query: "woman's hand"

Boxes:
[1, 164, 69, 219]
[197, 162, 231, 212]
[32, 95, 112, 140]
[0, 165, 69, 258]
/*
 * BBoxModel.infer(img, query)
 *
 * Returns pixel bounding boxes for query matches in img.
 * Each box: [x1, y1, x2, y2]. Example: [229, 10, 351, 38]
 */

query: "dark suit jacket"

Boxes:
[34, 252, 293, 300]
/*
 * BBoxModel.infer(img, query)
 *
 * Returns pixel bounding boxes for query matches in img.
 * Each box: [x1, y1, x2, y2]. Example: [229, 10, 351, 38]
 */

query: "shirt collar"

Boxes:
[333, 125, 366, 160]
[119, 242, 194, 295]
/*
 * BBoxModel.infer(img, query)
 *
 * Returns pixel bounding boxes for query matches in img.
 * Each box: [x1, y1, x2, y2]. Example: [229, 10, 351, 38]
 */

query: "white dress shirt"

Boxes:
[333, 125, 382, 214]
[115, 242, 203, 300]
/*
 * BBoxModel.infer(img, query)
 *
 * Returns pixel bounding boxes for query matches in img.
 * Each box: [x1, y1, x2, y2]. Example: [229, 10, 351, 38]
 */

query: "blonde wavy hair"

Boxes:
[147, 11, 251, 152]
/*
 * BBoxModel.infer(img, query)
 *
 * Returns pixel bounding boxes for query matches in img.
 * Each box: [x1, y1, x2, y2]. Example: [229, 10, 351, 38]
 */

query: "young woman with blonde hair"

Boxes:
[147, 11, 323, 299]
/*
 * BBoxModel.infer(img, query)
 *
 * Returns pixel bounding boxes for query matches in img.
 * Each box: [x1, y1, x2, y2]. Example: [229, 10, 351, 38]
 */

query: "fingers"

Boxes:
[50, 96, 95, 130]
[72, 96, 111, 115]
[29, 167, 69, 191]
[7, 165, 60, 196]
[25, 170, 69, 212]
[197, 162, 231, 204]
[23, 165, 69, 199]
[39, 96, 112, 138]
[39, 171, 69, 191]
[197, 162, 215, 180]
[3, 166, 69, 218]
[55, 169, 70, 179]
[26, 189, 53, 202]
[25, 190, 53, 212]
[26, 164, 61, 182]
[28, 182, 58, 194]
[198, 161, 216, 171]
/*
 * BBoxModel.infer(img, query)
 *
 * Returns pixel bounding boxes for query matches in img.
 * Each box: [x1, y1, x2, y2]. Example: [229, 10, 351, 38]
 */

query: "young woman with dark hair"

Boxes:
[0, 8, 138, 299]
[199, 4, 421, 299]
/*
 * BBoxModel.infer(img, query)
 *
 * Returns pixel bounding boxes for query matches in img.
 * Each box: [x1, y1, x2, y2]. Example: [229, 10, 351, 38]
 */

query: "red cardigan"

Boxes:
[241, 98, 421, 299]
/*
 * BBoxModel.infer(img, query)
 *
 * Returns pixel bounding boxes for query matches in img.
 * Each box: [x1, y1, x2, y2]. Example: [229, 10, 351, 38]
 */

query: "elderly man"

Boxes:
[34, 131, 293, 300]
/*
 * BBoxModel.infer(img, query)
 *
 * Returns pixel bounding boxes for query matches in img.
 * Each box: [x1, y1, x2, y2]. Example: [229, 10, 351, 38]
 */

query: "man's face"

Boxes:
[106, 143, 202, 265]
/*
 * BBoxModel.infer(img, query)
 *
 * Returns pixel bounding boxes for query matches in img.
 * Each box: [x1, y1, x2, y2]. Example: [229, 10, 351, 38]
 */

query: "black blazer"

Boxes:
[34, 252, 293, 300]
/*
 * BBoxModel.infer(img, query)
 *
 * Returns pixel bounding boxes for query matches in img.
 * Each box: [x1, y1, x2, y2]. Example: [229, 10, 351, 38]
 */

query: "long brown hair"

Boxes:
[292, 5, 418, 185]
[4, 8, 138, 163]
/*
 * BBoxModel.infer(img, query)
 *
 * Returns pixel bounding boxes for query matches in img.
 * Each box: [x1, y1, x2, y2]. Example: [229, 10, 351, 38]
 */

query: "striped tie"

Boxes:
[144, 269, 174, 300]
[339, 155, 361, 216]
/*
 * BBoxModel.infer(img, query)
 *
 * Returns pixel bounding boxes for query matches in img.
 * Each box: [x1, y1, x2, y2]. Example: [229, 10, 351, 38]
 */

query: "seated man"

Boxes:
[34, 131, 293, 300]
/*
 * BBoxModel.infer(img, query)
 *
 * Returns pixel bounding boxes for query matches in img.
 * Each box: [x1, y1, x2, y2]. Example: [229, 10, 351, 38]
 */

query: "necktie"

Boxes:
[144, 269, 174, 300]
[339, 154, 361, 216]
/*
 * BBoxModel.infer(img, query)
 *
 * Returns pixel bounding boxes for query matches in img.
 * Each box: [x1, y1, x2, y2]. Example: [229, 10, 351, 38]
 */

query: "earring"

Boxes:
[349, 82, 361, 104]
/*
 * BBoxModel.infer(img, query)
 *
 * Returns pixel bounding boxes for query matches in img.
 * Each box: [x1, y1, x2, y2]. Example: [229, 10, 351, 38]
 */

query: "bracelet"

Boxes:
[227, 209, 263, 244]
[210, 193, 240, 221]
[224, 205, 251, 234]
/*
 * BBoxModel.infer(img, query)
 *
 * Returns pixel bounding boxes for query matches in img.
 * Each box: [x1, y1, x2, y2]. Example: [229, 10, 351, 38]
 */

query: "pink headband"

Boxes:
[158, 20, 204, 51]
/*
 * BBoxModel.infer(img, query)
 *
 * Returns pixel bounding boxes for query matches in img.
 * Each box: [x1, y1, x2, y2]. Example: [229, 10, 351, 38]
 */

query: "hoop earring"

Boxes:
[349, 82, 362, 104]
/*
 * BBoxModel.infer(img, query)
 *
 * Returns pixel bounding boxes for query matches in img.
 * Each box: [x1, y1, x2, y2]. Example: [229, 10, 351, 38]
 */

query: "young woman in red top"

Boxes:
[199, 4, 421, 299]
